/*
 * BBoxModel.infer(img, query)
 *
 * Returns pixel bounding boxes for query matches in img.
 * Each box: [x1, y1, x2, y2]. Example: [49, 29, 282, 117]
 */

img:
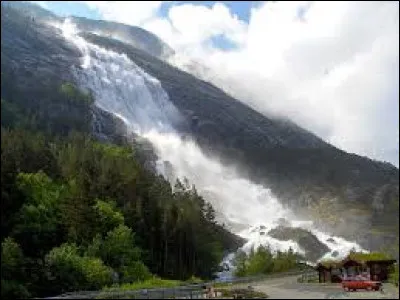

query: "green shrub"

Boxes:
[1, 238, 30, 298]
[60, 82, 94, 106]
[45, 243, 113, 291]
[101, 225, 143, 270]
[93, 199, 125, 235]
[389, 264, 399, 286]
[1, 237, 25, 274]
[186, 275, 203, 284]
[80, 256, 114, 289]
[1, 279, 30, 299]
[120, 261, 152, 283]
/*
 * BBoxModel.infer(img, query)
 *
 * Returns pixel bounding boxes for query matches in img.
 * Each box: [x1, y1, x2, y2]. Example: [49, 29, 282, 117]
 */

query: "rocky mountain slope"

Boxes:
[1, 2, 398, 257]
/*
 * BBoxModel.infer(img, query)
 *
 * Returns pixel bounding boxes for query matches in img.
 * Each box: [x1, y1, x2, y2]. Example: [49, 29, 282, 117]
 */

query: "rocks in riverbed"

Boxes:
[276, 218, 291, 227]
[326, 237, 336, 243]
[331, 250, 339, 257]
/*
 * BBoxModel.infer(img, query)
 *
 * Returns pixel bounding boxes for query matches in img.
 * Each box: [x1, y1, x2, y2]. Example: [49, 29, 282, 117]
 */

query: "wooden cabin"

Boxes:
[344, 252, 396, 281]
[316, 252, 396, 283]
[316, 260, 343, 283]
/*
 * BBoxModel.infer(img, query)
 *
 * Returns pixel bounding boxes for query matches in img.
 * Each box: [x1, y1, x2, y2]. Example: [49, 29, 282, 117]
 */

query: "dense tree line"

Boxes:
[233, 245, 301, 277]
[0, 127, 241, 298]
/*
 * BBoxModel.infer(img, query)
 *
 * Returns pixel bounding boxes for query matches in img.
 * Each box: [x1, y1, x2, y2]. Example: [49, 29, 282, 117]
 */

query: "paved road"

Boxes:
[233, 275, 399, 299]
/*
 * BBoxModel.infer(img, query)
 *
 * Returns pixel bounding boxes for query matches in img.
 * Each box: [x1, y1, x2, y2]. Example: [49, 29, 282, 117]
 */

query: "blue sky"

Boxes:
[38, 1, 102, 19]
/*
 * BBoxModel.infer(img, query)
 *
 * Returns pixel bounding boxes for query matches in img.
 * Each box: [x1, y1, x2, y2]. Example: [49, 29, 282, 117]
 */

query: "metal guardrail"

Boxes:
[298, 272, 319, 283]
[37, 269, 311, 299]
[212, 269, 313, 285]
[42, 287, 206, 299]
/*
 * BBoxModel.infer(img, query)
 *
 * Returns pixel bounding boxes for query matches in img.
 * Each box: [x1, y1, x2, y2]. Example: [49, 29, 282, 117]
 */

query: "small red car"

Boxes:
[342, 278, 382, 291]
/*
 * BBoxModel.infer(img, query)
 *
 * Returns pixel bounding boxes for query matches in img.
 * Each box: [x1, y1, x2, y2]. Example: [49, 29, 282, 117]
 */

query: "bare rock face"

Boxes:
[276, 218, 291, 227]
[331, 251, 339, 258]
[71, 16, 174, 59]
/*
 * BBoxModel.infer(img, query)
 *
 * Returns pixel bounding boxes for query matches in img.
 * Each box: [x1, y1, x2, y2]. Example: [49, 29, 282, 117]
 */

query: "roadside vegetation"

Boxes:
[103, 277, 184, 291]
[234, 245, 303, 277]
[389, 264, 399, 287]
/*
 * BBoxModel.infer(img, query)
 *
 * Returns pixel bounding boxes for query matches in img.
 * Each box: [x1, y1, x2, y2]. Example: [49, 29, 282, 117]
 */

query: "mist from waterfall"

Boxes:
[57, 19, 366, 267]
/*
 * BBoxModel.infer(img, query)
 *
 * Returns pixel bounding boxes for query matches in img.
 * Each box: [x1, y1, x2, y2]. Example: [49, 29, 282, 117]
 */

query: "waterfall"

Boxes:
[57, 19, 366, 271]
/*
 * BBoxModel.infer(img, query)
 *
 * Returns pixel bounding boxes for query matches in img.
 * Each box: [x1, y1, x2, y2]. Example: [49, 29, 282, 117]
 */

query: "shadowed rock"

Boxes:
[268, 226, 330, 262]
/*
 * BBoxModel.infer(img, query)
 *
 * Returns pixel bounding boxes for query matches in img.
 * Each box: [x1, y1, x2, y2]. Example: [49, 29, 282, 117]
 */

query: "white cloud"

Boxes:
[83, 1, 162, 25]
[75, 1, 399, 166]
[143, 2, 247, 56]
[147, 1, 399, 166]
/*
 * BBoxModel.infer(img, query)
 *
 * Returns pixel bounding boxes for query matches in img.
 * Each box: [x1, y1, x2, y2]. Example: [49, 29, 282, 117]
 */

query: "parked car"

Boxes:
[342, 277, 382, 291]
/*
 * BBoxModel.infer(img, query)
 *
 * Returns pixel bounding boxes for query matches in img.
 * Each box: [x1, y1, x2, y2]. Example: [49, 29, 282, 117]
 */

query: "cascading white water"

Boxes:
[57, 19, 366, 271]
[60, 19, 183, 135]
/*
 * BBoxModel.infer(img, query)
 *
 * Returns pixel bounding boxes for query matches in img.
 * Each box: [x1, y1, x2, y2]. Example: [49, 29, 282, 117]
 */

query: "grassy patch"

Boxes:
[348, 251, 393, 262]
[216, 288, 268, 299]
[97, 277, 183, 299]
[103, 277, 183, 291]
[184, 275, 204, 284]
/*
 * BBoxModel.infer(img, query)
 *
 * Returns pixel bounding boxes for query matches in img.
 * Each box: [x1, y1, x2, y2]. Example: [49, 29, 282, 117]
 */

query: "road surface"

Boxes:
[232, 275, 399, 299]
